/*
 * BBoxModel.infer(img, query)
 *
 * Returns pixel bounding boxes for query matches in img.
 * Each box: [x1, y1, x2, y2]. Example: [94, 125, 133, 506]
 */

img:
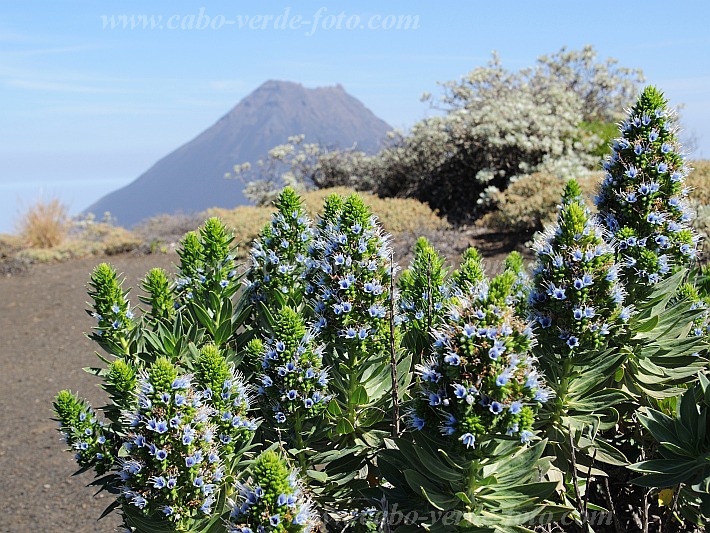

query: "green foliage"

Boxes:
[140, 267, 175, 323]
[630, 373, 710, 526]
[580, 120, 620, 160]
[398, 237, 452, 360]
[380, 433, 563, 531]
[87, 262, 135, 355]
[612, 270, 707, 400]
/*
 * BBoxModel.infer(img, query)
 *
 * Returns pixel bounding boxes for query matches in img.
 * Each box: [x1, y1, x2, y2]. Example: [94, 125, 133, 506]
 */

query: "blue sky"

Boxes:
[1, 0, 709, 232]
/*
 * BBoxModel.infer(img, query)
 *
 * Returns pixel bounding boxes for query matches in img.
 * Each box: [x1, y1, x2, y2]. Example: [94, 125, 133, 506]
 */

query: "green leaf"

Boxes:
[351, 385, 369, 406]
[306, 469, 328, 482]
[567, 390, 630, 413]
[326, 399, 343, 417]
[335, 417, 355, 435]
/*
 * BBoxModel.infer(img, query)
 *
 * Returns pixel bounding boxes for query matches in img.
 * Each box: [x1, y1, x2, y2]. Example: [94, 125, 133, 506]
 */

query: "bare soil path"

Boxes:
[0, 252, 176, 533]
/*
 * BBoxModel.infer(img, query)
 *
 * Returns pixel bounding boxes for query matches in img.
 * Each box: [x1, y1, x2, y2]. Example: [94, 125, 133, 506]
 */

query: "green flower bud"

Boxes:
[87, 263, 134, 347]
[147, 357, 179, 392]
[140, 267, 174, 322]
[451, 247, 485, 295]
[228, 450, 315, 532]
[398, 237, 452, 334]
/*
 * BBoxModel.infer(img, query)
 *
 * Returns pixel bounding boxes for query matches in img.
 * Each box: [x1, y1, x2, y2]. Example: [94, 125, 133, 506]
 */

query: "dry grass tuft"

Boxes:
[16, 197, 69, 249]
[478, 172, 602, 235]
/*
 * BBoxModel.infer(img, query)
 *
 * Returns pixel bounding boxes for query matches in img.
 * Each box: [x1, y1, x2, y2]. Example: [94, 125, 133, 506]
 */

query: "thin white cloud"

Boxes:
[174, 97, 236, 108]
[0, 44, 101, 57]
[208, 79, 247, 91]
[0, 30, 39, 43]
[6, 78, 126, 94]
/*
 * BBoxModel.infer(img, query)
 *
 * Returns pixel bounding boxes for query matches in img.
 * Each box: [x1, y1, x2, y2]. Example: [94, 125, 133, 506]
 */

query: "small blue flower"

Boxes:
[460, 433, 476, 448]
[409, 414, 425, 431]
[443, 352, 461, 365]
[171, 376, 190, 390]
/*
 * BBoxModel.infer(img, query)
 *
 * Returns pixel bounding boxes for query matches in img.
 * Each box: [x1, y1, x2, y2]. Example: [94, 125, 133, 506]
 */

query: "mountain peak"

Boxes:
[85, 81, 391, 227]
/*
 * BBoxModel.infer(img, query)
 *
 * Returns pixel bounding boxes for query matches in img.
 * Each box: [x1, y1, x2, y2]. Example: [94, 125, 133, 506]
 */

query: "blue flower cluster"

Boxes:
[307, 193, 394, 356]
[120, 357, 254, 525]
[530, 180, 628, 354]
[596, 86, 699, 290]
[227, 450, 315, 532]
[257, 307, 329, 428]
[87, 263, 134, 346]
[398, 236, 452, 332]
[677, 283, 710, 353]
[54, 391, 115, 474]
[245, 187, 313, 307]
[411, 272, 552, 449]
[175, 218, 238, 306]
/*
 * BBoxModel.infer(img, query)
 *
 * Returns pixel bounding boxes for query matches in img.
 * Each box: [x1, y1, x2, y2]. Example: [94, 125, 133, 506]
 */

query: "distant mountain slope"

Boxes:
[85, 80, 391, 227]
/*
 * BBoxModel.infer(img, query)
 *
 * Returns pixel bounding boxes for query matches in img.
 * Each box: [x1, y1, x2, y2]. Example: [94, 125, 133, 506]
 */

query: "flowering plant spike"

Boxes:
[308, 192, 393, 359]
[411, 257, 552, 449]
[87, 263, 135, 356]
[256, 307, 329, 454]
[245, 187, 313, 313]
[596, 86, 699, 293]
[227, 450, 316, 532]
[530, 179, 628, 355]
[398, 236, 452, 359]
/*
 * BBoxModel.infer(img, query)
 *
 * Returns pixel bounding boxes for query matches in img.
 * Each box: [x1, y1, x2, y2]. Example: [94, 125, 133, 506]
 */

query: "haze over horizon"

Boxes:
[2, 0, 709, 233]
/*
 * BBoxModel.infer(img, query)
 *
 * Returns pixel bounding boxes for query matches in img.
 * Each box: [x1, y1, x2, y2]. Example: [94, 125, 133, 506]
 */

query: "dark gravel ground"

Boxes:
[0, 252, 176, 533]
[0, 229, 523, 533]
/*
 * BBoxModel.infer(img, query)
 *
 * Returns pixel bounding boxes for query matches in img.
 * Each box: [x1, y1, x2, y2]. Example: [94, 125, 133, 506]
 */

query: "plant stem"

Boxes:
[569, 430, 588, 531]
[293, 412, 306, 471]
[389, 251, 400, 437]
[603, 476, 625, 533]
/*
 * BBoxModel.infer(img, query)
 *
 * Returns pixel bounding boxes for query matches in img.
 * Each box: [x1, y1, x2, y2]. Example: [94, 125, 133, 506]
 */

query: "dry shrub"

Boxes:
[694, 204, 710, 257]
[134, 212, 208, 247]
[299, 187, 449, 235]
[478, 172, 602, 235]
[203, 187, 448, 256]
[17, 223, 142, 263]
[16, 197, 69, 248]
[203, 206, 273, 255]
[687, 160, 710, 205]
